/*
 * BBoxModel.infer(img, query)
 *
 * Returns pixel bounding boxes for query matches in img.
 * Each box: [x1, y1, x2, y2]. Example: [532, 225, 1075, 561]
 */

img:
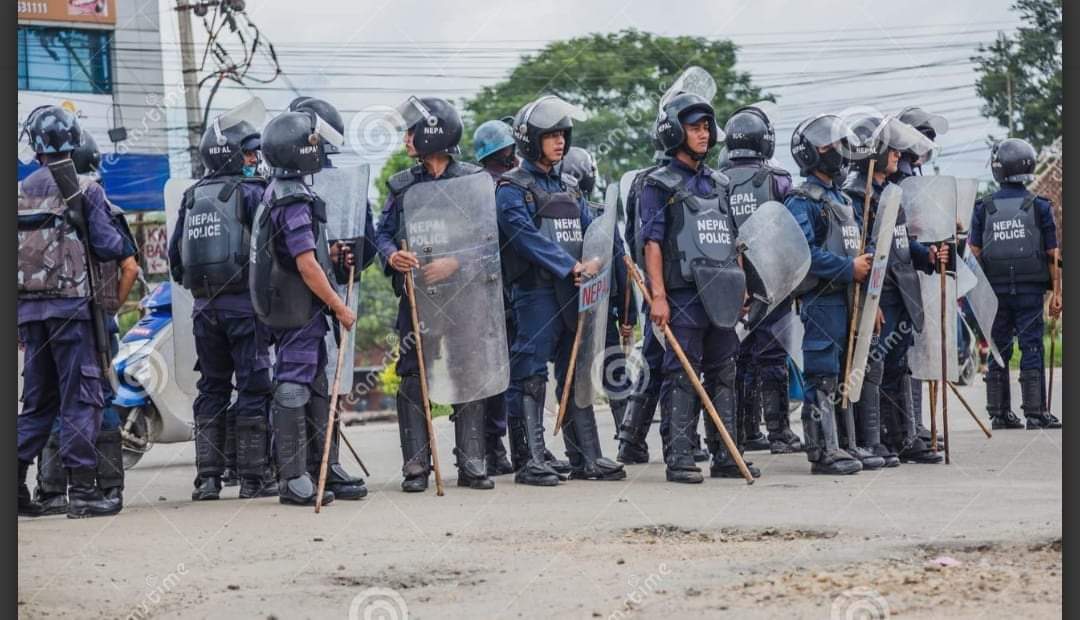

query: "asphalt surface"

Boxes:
[18, 369, 1062, 619]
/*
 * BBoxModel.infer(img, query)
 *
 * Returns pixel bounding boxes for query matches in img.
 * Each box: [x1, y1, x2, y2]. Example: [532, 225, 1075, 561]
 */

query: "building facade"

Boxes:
[18, 0, 169, 212]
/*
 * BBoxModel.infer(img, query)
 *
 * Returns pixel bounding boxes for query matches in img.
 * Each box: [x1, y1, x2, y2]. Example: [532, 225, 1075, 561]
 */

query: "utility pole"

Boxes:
[1006, 71, 1014, 137]
[176, 2, 204, 178]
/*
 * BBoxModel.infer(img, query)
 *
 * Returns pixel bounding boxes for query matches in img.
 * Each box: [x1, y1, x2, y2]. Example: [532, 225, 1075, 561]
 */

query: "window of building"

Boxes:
[18, 26, 113, 94]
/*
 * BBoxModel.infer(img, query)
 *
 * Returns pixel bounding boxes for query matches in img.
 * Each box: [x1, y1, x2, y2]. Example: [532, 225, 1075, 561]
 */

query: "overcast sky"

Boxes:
[157, 0, 1024, 183]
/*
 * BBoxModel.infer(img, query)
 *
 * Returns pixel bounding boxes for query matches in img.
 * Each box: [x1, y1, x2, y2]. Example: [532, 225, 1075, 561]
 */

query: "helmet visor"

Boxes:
[873, 116, 936, 158]
[396, 96, 436, 131]
[898, 107, 949, 136]
[660, 66, 717, 112]
[801, 114, 858, 149]
[523, 96, 586, 130]
[213, 97, 266, 146]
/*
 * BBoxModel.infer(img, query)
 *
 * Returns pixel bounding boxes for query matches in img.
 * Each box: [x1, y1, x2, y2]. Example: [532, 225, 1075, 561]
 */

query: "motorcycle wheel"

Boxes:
[118, 405, 152, 470]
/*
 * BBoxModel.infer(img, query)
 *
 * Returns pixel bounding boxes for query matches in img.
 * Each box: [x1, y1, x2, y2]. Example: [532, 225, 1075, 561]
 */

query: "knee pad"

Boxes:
[274, 382, 311, 409]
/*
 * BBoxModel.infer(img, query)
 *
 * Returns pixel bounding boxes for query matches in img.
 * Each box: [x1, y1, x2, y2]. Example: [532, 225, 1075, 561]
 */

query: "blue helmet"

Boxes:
[473, 119, 515, 162]
[23, 105, 83, 154]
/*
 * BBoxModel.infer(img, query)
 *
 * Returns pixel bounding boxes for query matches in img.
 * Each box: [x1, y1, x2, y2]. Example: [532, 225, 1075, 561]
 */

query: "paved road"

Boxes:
[18, 370, 1061, 618]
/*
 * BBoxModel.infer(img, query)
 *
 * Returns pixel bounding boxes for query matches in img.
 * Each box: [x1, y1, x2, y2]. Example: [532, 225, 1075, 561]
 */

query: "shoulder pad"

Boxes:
[705, 168, 729, 188]
[790, 181, 826, 203]
[766, 164, 792, 179]
[388, 165, 423, 196]
[645, 166, 682, 191]
[841, 172, 867, 196]
[446, 160, 483, 178]
[270, 178, 314, 206]
[498, 167, 534, 190]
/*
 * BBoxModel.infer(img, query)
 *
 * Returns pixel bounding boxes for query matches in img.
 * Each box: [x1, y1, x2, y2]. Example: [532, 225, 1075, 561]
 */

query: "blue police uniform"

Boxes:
[969, 182, 1058, 426]
[496, 159, 626, 483]
[18, 168, 128, 471]
[637, 158, 749, 478]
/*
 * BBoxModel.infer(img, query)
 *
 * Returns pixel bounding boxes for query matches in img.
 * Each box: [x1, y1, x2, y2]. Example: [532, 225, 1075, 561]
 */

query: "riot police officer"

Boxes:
[169, 109, 278, 501]
[496, 95, 626, 486]
[18, 106, 130, 517]
[969, 138, 1061, 430]
[289, 96, 376, 500]
[719, 103, 802, 455]
[893, 106, 950, 442]
[34, 131, 140, 515]
[375, 97, 497, 492]
[784, 114, 869, 476]
[841, 116, 945, 466]
[473, 118, 519, 476]
[249, 104, 357, 507]
[638, 93, 756, 483]
[560, 146, 637, 435]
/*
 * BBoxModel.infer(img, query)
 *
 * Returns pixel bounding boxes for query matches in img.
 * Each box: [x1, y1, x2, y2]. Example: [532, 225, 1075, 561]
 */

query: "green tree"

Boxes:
[973, 0, 1062, 148]
[463, 29, 767, 183]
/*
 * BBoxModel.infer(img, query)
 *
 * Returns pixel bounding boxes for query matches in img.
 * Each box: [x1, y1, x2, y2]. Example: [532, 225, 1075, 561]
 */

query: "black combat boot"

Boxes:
[739, 372, 771, 452]
[875, 381, 903, 468]
[689, 409, 710, 462]
[236, 415, 277, 499]
[849, 357, 886, 470]
[95, 428, 125, 507]
[192, 414, 226, 501]
[986, 368, 1024, 429]
[19, 460, 43, 517]
[803, 377, 861, 475]
[762, 376, 802, 453]
[34, 430, 68, 515]
[895, 375, 943, 464]
[397, 375, 432, 493]
[514, 377, 561, 486]
[222, 413, 238, 487]
[507, 414, 530, 472]
[307, 376, 367, 500]
[564, 404, 626, 481]
[705, 362, 760, 479]
[67, 467, 121, 518]
[609, 397, 628, 438]
[1021, 368, 1061, 429]
[663, 375, 705, 484]
[485, 432, 514, 476]
[274, 382, 334, 506]
[453, 402, 494, 490]
[616, 388, 656, 464]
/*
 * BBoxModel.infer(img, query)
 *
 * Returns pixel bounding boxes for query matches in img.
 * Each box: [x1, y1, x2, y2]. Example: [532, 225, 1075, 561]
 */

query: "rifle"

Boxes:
[47, 159, 116, 386]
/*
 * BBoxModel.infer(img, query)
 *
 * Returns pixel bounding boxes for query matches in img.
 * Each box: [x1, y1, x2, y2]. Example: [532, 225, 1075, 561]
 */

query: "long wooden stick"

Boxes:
[944, 381, 992, 439]
[1048, 317, 1057, 412]
[316, 264, 355, 513]
[840, 159, 876, 445]
[402, 240, 444, 496]
[554, 313, 586, 436]
[929, 380, 938, 451]
[338, 426, 371, 477]
[624, 256, 754, 484]
[939, 256, 950, 464]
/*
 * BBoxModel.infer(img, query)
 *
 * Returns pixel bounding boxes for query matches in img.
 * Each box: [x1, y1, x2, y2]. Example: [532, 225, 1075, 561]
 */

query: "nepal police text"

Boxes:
[554, 219, 583, 243]
[407, 219, 449, 247]
[730, 193, 757, 218]
[186, 211, 223, 239]
[991, 218, 1028, 241]
[697, 219, 731, 245]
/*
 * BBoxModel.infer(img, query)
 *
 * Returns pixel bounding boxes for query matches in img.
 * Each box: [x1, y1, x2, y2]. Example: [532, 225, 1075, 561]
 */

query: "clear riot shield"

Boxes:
[848, 185, 902, 402]
[959, 251, 1006, 368]
[899, 175, 958, 243]
[770, 310, 805, 372]
[163, 176, 199, 398]
[735, 200, 811, 338]
[315, 164, 370, 395]
[954, 178, 979, 233]
[573, 191, 618, 408]
[910, 273, 959, 382]
[402, 173, 508, 405]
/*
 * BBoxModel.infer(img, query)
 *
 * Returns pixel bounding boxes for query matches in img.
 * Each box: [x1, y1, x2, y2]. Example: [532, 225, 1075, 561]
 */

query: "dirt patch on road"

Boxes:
[619, 524, 838, 545]
[723, 538, 1062, 617]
